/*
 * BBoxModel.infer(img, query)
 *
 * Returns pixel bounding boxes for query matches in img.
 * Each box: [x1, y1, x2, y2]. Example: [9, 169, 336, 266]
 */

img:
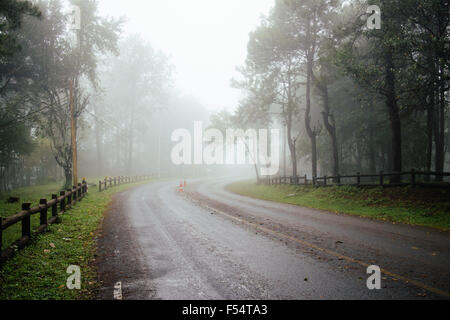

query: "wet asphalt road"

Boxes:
[97, 177, 450, 300]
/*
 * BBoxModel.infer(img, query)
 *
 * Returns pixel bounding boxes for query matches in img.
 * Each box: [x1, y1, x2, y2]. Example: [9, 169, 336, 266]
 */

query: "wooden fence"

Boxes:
[261, 169, 450, 187]
[1, 174, 154, 265]
[98, 175, 153, 192]
[0, 180, 88, 264]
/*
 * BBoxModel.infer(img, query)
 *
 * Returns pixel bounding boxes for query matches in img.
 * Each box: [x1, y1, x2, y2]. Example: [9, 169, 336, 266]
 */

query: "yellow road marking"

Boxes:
[203, 203, 450, 299]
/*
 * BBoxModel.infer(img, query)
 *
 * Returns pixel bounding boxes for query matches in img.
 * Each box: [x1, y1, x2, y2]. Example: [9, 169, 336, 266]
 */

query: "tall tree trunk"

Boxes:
[385, 50, 402, 182]
[127, 112, 135, 176]
[367, 101, 377, 179]
[434, 79, 446, 181]
[319, 84, 339, 177]
[128, 126, 134, 176]
[287, 114, 297, 177]
[368, 126, 376, 175]
[93, 104, 103, 177]
[63, 165, 72, 189]
[311, 135, 317, 177]
[305, 65, 318, 178]
[426, 99, 434, 181]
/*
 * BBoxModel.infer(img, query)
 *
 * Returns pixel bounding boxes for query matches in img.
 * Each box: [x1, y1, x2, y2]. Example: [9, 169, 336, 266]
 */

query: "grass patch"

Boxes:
[0, 179, 153, 300]
[227, 180, 450, 231]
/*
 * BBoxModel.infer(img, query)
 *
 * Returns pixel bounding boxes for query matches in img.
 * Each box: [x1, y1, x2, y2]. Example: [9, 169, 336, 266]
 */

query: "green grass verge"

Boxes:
[227, 180, 450, 231]
[0, 180, 153, 300]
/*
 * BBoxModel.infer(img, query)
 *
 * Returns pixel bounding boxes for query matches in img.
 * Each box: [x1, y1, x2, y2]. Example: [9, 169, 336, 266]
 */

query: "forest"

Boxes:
[0, 0, 449, 193]
[223, 0, 449, 182]
[0, 0, 211, 192]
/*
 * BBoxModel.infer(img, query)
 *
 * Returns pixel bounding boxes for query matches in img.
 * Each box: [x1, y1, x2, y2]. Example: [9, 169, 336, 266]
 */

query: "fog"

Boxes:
[97, 0, 274, 111]
[79, 0, 277, 181]
[1, 0, 448, 191]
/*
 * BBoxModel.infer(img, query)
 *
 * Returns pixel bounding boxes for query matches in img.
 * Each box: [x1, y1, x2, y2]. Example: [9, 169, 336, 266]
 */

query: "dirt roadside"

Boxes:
[95, 187, 155, 300]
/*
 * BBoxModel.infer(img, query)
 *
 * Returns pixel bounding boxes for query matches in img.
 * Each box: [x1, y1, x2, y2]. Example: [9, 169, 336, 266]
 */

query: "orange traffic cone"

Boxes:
[178, 181, 184, 192]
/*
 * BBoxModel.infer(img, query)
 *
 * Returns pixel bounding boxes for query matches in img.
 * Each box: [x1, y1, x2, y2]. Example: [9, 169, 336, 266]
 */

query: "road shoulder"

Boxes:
[96, 185, 154, 300]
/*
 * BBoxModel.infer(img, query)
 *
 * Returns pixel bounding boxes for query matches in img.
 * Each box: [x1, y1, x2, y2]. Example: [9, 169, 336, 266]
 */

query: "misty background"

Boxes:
[0, 0, 448, 191]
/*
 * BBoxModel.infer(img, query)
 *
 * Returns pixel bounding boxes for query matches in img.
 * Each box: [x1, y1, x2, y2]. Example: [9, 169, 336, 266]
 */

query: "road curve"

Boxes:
[97, 177, 450, 300]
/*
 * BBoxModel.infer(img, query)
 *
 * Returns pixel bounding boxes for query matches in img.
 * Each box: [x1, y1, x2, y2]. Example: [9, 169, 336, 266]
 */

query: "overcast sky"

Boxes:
[96, 0, 275, 112]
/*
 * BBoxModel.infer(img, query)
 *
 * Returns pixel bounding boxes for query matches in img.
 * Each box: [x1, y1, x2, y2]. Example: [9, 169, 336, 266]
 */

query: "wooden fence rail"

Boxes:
[98, 175, 153, 192]
[261, 169, 450, 188]
[1, 174, 153, 265]
[0, 180, 88, 264]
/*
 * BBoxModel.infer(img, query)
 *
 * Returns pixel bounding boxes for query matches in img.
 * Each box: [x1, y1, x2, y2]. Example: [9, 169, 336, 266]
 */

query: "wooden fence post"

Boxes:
[60, 191, 66, 212]
[411, 169, 416, 185]
[51, 195, 58, 218]
[337, 174, 341, 185]
[73, 186, 77, 203]
[22, 203, 31, 238]
[67, 189, 72, 207]
[357, 172, 361, 185]
[304, 174, 307, 185]
[104, 178, 107, 190]
[78, 183, 82, 198]
[380, 171, 384, 186]
[324, 176, 327, 186]
[313, 176, 316, 186]
[40, 199, 48, 228]
[99, 180, 102, 192]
